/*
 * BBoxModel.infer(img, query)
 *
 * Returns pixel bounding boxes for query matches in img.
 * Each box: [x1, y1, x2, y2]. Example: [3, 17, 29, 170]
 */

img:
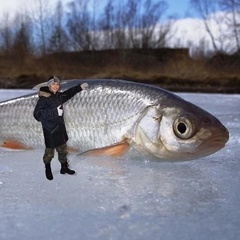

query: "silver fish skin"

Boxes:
[0, 79, 229, 161]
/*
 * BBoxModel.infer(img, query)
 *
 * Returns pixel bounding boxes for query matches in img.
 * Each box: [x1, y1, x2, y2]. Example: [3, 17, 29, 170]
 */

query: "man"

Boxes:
[33, 76, 88, 180]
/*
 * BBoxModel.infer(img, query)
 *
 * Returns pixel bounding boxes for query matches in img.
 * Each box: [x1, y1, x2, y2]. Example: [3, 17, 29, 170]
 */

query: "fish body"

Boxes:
[0, 79, 229, 160]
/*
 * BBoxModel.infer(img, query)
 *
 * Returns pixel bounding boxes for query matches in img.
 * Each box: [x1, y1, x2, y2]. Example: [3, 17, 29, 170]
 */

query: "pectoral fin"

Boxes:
[81, 141, 130, 157]
[0, 140, 31, 150]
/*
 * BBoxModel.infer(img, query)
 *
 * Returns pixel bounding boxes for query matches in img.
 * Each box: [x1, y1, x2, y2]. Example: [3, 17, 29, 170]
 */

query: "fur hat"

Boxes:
[47, 75, 60, 85]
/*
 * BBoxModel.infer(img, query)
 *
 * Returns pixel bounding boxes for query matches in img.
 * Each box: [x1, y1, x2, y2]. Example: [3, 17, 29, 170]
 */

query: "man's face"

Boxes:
[49, 82, 60, 94]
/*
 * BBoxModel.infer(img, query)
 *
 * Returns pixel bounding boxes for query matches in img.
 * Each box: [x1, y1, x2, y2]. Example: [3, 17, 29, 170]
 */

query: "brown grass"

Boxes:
[0, 49, 240, 93]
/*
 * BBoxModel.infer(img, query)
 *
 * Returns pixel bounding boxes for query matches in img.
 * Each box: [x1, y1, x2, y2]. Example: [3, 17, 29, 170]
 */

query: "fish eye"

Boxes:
[173, 117, 195, 139]
[177, 122, 187, 134]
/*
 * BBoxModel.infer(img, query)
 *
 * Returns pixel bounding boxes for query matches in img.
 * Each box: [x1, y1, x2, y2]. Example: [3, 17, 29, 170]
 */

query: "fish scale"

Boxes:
[65, 84, 148, 151]
[0, 79, 229, 160]
[0, 95, 42, 147]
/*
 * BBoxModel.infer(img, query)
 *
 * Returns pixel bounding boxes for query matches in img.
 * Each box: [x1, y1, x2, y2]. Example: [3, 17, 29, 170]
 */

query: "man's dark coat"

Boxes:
[34, 85, 82, 148]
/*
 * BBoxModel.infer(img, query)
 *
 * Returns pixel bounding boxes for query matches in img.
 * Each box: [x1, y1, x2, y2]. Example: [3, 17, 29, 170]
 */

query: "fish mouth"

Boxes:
[197, 131, 229, 156]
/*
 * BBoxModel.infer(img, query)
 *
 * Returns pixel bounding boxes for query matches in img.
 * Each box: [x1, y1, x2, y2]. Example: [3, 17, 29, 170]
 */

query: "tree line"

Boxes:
[0, 0, 174, 58]
[190, 0, 240, 56]
[0, 0, 240, 59]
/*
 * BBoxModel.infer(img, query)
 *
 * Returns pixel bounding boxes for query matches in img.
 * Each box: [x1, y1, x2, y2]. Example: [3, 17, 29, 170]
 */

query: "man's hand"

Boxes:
[81, 82, 89, 90]
[57, 105, 63, 116]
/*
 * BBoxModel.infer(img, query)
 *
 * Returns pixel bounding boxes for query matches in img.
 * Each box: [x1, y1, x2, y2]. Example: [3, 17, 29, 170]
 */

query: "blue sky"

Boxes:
[167, 0, 190, 18]
[0, 0, 191, 19]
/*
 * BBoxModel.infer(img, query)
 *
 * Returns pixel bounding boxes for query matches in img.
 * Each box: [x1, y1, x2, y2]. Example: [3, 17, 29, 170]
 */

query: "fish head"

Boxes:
[135, 101, 229, 161]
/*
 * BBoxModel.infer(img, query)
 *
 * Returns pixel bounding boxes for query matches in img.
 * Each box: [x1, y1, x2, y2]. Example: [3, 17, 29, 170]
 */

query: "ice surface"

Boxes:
[0, 89, 239, 240]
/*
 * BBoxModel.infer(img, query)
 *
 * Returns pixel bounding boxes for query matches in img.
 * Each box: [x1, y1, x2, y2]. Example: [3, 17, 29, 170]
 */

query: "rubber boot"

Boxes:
[60, 162, 75, 175]
[45, 163, 53, 180]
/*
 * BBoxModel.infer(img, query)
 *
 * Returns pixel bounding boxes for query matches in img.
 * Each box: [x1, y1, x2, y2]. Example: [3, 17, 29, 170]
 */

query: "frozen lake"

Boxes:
[0, 89, 239, 240]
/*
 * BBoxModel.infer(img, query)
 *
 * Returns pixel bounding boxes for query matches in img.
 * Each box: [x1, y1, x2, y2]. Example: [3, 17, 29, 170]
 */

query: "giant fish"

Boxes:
[0, 79, 229, 161]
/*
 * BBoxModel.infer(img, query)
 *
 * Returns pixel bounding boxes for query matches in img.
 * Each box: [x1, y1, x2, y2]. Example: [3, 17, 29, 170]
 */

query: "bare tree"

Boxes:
[66, 0, 93, 51]
[48, 0, 69, 52]
[190, 0, 225, 53]
[100, 0, 170, 49]
[119, 0, 170, 49]
[99, 0, 116, 49]
[138, 0, 169, 48]
[219, 0, 240, 53]
[88, 0, 101, 50]
[120, 0, 138, 48]
[31, 0, 51, 55]
[8, 11, 34, 71]
[0, 12, 13, 55]
[12, 12, 33, 57]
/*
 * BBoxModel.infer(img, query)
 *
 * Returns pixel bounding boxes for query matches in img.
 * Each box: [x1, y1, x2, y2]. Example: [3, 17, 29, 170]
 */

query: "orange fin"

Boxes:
[0, 140, 31, 150]
[82, 141, 130, 157]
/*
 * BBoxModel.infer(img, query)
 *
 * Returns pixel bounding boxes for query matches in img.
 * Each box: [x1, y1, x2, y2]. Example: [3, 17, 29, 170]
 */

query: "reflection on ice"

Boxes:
[0, 90, 239, 240]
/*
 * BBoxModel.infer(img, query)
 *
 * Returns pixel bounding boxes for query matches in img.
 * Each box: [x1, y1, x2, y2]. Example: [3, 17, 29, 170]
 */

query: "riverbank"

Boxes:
[1, 49, 240, 93]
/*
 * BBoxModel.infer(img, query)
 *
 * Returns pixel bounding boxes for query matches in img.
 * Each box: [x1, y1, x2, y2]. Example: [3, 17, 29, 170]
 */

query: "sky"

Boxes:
[0, 0, 191, 19]
[166, 0, 191, 18]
